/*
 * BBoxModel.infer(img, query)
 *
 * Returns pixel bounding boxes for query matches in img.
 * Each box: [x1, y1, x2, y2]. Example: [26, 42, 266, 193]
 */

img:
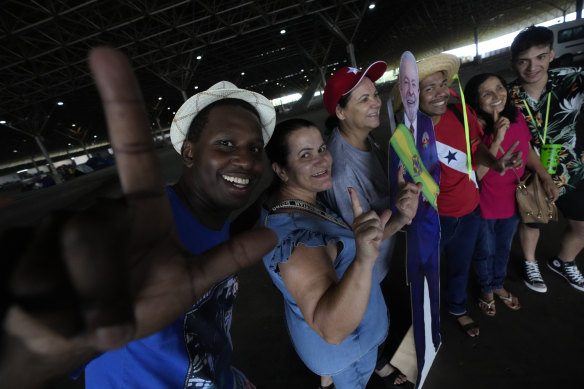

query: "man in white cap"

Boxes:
[2, 48, 278, 389]
[84, 78, 276, 387]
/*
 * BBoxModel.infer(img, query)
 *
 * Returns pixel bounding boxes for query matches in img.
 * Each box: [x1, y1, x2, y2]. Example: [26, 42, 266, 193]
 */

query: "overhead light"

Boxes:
[13, 149, 18, 153]
[57, 101, 64, 106]
[368, 3, 375, 10]
[196, 55, 202, 60]
[241, 72, 245, 75]
[158, 96, 163, 100]
[194, 86, 198, 89]
[0, 120, 6, 124]
[280, 29, 286, 35]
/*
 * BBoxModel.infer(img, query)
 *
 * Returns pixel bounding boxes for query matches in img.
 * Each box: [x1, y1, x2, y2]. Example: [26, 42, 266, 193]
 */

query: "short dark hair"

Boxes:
[186, 98, 261, 144]
[463, 73, 516, 136]
[510, 25, 554, 61]
[324, 92, 350, 134]
[265, 118, 319, 192]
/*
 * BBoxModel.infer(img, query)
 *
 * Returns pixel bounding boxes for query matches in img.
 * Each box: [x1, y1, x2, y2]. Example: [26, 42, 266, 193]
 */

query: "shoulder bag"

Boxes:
[515, 170, 558, 224]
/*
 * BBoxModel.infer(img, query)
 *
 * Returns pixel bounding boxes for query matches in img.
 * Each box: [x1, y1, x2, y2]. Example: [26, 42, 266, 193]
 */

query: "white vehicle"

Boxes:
[549, 19, 584, 66]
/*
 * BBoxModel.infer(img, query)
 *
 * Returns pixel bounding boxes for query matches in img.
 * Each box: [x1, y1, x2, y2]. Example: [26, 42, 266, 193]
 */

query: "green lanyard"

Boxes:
[523, 92, 551, 145]
[452, 74, 473, 180]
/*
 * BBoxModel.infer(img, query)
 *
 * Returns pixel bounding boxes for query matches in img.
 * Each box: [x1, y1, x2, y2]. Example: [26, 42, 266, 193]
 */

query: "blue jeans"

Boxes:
[439, 207, 481, 315]
[473, 215, 520, 294]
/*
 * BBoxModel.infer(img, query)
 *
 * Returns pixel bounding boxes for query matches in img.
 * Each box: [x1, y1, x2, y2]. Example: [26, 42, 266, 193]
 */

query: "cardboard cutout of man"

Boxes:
[389, 51, 441, 388]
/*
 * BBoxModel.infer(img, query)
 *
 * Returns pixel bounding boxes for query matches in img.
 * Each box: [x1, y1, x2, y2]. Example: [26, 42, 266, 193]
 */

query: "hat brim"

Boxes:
[343, 60, 388, 97]
[417, 53, 460, 88]
[170, 81, 276, 154]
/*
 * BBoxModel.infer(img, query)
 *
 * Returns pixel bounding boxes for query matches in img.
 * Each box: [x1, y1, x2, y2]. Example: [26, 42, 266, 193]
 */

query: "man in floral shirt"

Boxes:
[509, 25, 584, 293]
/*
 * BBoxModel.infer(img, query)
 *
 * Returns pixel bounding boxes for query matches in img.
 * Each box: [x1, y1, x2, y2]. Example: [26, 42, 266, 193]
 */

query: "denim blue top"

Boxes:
[260, 205, 388, 376]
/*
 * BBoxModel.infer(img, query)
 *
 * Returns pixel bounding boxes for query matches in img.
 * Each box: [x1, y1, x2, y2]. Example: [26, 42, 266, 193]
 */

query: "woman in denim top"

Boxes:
[260, 119, 419, 388]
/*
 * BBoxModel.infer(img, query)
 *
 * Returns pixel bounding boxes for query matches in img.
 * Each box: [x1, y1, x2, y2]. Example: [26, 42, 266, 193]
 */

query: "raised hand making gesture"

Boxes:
[492, 109, 511, 144]
[1, 47, 277, 388]
[349, 186, 392, 267]
[383, 166, 422, 237]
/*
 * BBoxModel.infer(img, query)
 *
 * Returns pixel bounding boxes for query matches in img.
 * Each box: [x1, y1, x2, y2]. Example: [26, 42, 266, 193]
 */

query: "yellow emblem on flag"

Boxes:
[390, 124, 439, 210]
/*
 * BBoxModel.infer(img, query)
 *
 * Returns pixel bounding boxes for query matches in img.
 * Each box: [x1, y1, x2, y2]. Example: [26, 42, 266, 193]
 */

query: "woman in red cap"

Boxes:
[318, 63, 413, 387]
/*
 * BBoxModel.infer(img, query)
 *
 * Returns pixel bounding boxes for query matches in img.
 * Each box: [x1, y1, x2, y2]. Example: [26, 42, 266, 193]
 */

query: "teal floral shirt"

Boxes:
[510, 67, 584, 195]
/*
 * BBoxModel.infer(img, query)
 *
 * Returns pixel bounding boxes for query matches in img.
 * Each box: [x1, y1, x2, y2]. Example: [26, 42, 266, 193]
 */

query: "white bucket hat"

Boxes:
[170, 81, 276, 154]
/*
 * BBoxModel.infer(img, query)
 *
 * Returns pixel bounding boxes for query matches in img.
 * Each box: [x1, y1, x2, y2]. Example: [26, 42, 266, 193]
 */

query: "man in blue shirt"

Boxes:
[2, 47, 277, 389]
[84, 77, 276, 388]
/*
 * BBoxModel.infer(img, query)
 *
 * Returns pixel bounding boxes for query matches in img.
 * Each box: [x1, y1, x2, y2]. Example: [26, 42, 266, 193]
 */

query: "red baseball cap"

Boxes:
[323, 61, 387, 116]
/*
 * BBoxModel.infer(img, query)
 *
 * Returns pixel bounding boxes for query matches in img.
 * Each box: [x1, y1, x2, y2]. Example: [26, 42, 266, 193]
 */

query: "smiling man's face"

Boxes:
[419, 71, 449, 124]
[185, 104, 264, 213]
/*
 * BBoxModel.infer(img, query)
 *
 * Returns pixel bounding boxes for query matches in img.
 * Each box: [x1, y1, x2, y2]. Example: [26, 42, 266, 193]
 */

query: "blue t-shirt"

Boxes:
[84, 187, 237, 389]
[260, 205, 388, 376]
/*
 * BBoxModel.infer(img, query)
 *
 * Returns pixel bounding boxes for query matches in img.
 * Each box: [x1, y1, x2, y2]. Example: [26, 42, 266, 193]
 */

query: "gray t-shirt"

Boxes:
[318, 127, 396, 280]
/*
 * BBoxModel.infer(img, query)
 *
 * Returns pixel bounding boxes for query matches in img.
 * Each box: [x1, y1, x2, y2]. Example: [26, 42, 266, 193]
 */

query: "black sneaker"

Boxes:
[523, 260, 547, 293]
[547, 258, 584, 292]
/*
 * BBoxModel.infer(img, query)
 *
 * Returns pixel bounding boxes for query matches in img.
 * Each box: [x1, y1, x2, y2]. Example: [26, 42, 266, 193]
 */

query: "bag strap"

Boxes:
[448, 103, 465, 127]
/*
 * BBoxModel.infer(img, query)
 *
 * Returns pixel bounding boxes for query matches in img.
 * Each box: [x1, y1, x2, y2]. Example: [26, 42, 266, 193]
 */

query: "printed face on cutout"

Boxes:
[399, 55, 419, 123]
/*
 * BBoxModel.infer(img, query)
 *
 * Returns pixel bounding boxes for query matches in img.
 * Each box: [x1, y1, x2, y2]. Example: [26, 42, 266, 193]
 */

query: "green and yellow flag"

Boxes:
[390, 123, 440, 210]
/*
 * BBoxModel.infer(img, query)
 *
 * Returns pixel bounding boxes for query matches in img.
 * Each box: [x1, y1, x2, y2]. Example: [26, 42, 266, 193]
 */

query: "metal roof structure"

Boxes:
[0, 0, 579, 166]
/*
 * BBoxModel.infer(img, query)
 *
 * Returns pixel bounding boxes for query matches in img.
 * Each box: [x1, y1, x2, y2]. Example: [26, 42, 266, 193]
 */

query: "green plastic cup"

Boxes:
[541, 144, 561, 174]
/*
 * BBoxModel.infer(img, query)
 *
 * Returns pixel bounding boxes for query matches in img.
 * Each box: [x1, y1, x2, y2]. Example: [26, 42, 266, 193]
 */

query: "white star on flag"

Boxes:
[347, 67, 359, 74]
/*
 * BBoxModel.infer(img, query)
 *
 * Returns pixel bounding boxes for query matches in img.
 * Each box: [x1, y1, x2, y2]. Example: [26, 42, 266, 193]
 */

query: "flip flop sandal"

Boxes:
[478, 298, 496, 316]
[380, 367, 407, 387]
[497, 292, 521, 310]
[452, 313, 480, 337]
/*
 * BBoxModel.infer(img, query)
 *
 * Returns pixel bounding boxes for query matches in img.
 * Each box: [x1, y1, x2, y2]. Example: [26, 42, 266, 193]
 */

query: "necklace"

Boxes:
[269, 199, 351, 230]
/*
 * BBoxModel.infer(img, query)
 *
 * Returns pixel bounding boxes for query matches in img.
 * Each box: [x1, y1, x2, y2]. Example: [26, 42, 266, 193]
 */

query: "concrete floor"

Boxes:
[231, 218, 584, 389]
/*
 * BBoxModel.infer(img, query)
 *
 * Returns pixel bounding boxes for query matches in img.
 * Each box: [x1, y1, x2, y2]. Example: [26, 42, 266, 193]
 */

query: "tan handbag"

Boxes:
[515, 170, 558, 224]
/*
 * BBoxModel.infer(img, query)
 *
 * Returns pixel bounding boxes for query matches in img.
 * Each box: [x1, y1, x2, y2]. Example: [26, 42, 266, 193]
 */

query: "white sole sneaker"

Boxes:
[547, 259, 584, 292]
[523, 279, 548, 293]
[523, 260, 548, 293]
